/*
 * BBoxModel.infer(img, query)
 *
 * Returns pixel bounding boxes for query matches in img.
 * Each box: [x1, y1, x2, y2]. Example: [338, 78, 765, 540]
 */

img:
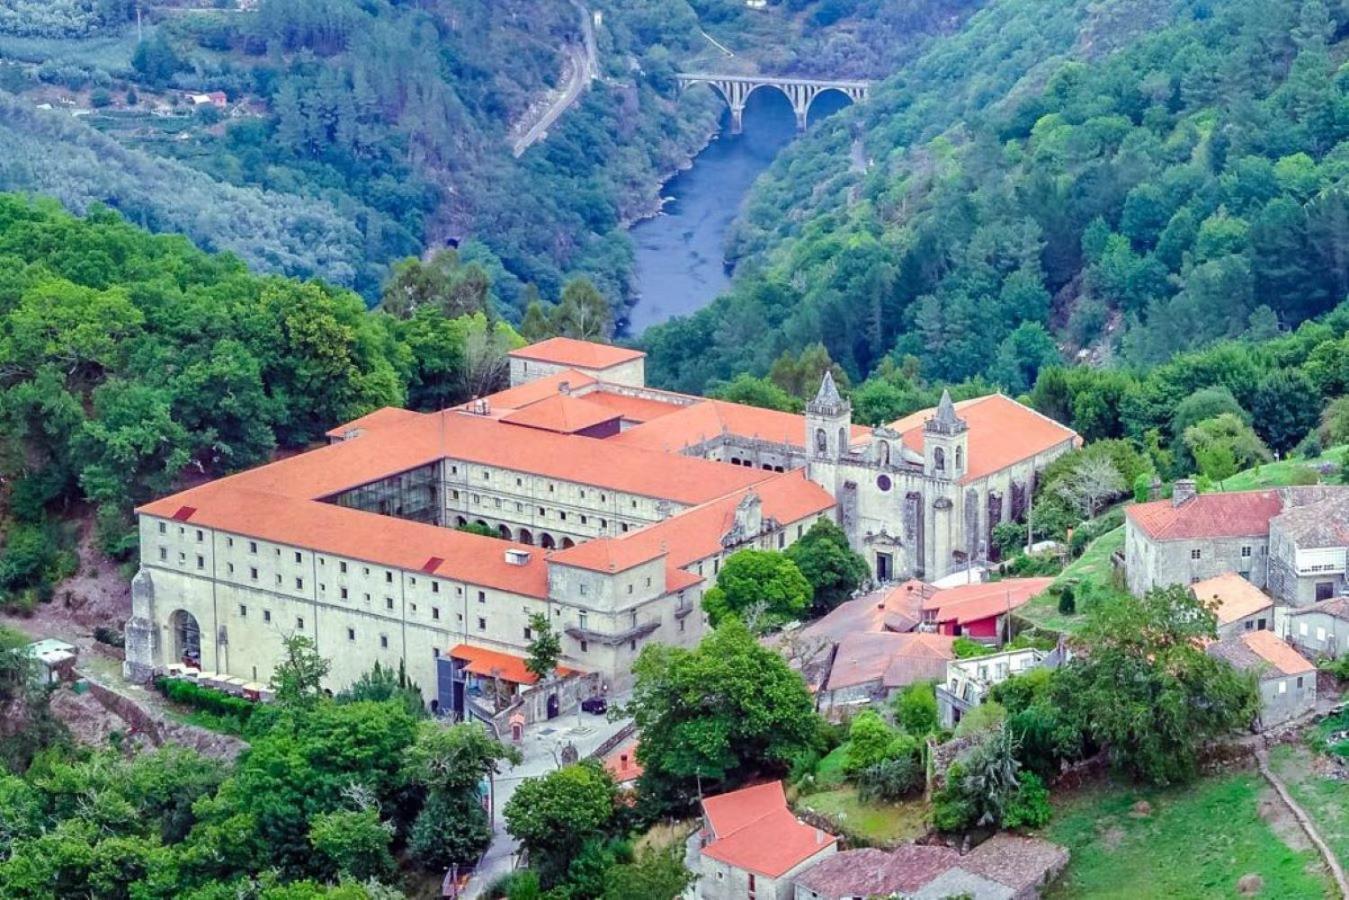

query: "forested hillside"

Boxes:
[644, 0, 1349, 395]
[0, 196, 517, 610]
[0, 0, 978, 315]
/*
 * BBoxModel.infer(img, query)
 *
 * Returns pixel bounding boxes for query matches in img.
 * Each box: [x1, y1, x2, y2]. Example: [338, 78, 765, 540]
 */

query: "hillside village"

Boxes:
[8, 334, 1348, 899]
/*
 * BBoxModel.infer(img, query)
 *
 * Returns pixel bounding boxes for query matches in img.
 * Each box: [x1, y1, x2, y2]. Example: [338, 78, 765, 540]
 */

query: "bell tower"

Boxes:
[923, 390, 967, 479]
[805, 371, 852, 460]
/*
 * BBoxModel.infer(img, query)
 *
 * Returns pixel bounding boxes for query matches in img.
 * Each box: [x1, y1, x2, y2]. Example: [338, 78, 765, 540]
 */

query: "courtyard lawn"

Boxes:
[1017, 525, 1125, 634]
[795, 785, 929, 847]
[1270, 743, 1349, 869]
[1219, 446, 1347, 492]
[1042, 773, 1333, 899]
[815, 742, 851, 789]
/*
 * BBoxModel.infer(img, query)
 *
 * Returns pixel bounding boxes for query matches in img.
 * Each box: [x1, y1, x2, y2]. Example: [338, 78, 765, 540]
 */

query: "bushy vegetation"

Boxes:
[154, 677, 256, 732]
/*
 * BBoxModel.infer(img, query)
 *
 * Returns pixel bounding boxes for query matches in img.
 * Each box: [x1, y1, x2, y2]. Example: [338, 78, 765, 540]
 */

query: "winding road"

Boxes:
[511, 0, 597, 157]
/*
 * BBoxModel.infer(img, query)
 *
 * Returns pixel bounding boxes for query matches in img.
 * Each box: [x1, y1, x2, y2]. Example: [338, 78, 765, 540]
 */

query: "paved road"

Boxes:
[461, 708, 633, 898]
[512, 0, 597, 157]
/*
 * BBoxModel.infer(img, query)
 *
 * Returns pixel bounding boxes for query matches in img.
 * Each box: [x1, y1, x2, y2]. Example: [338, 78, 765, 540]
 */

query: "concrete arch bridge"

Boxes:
[675, 73, 870, 133]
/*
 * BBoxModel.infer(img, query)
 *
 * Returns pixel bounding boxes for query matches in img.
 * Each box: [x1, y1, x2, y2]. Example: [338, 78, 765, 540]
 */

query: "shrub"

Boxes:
[1323, 654, 1349, 682]
[154, 677, 254, 726]
[894, 681, 938, 736]
[992, 521, 1026, 559]
[1003, 771, 1052, 829]
[845, 711, 918, 775]
[1057, 584, 1076, 615]
[857, 755, 924, 803]
[93, 626, 124, 648]
[953, 637, 987, 659]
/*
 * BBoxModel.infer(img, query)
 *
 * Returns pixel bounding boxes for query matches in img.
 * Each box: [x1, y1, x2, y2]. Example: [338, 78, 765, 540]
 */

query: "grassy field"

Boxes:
[815, 742, 851, 788]
[1220, 447, 1347, 492]
[1270, 743, 1349, 869]
[1017, 525, 1125, 634]
[1042, 773, 1332, 898]
[796, 785, 930, 847]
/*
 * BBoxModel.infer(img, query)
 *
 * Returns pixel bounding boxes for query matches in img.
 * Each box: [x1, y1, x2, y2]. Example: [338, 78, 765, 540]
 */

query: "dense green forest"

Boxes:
[0, 195, 520, 609]
[644, 0, 1349, 396]
[0, 0, 976, 314]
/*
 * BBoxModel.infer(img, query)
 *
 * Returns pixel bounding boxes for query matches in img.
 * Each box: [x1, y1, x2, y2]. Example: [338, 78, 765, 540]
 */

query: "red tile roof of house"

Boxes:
[701, 782, 837, 878]
[1208, 630, 1315, 677]
[324, 406, 424, 439]
[891, 394, 1079, 483]
[1190, 573, 1274, 626]
[1126, 492, 1283, 541]
[922, 578, 1054, 626]
[507, 337, 644, 369]
[603, 739, 644, 783]
[825, 631, 955, 691]
[798, 579, 936, 646]
[794, 846, 961, 898]
[499, 394, 621, 433]
[448, 643, 579, 684]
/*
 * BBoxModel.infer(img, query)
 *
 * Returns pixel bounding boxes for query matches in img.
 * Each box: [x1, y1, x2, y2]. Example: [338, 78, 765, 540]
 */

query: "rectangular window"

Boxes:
[294, 551, 302, 563]
[478, 591, 486, 603]
[250, 567, 259, 581]
[477, 617, 486, 631]
[295, 577, 303, 590]
[380, 634, 389, 649]
[1278, 680, 1287, 694]
[348, 628, 356, 641]
[196, 555, 205, 569]
[196, 529, 204, 542]
[432, 607, 440, 620]
[339, 561, 348, 574]
[158, 522, 166, 534]
[386, 597, 394, 610]
[580, 640, 588, 653]
[263, 610, 271, 623]
[523, 626, 532, 640]
[296, 617, 305, 629]
[579, 611, 589, 629]
[1241, 545, 1252, 558]
[249, 541, 257, 554]
[159, 547, 167, 561]
[341, 587, 349, 600]
[1297, 676, 1304, 688]
[239, 604, 247, 617]
[432, 582, 440, 594]
[385, 571, 393, 584]
[1190, 548, 1201, 560]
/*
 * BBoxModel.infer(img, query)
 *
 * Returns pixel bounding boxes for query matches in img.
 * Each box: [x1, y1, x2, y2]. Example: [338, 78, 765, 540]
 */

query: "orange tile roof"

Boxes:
[701, 782, 837, 878]
[324, 406, 425, 439]
[1126, 492, 1283, 541]
[450, 644, 539, 684]
[1190, 573, 1273, 626]
[922, 578, 1054, 626]
[1209, 630, 1315, 677]
[826, 631, 955, 690]
[799, 579, 937, 645]
[508, 337, 644, 369]
[891, 394, 1079, 483]
[549, 470, 835, 574]
[582, 389, 688, 423]
[612, 398, 871, 452]
[604, 739, 644, 783]
[499, 394, 621, 434]
[473, 370, 597, 413]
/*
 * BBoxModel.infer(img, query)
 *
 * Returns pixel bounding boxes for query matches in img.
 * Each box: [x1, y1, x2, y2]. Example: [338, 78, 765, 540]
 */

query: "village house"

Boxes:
[816, 631, 956, 713]
[792, 834, 1069, 900]
[125, 337, 1078, 708]
[1125, 483, 1349, 605]
[695, 781, 837, 900]
[918, 578, 1054, 641]
[1206, 630, 1318, 728]
[936, 645, 1066, 729]
[1189, 572, 1274, 639]
[1285, 597, 1349, 659]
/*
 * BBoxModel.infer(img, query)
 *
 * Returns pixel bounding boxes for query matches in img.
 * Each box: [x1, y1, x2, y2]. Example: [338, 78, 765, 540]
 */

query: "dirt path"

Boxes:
[1255, 747, 1349, 898]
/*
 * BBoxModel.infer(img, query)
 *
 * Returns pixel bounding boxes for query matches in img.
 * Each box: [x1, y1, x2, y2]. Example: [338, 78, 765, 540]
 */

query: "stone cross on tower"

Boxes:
[923, 390, 968, 478]
[805, 371, 852, 459]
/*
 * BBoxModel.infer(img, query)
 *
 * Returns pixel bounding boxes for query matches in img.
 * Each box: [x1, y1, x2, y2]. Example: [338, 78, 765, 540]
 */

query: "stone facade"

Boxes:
[699, 846, 835, 900]
[1286, 600, 1349, 658]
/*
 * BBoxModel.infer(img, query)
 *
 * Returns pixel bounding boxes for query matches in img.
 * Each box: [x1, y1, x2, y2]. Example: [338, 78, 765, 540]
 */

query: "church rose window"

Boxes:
[877, 474, 892, 492]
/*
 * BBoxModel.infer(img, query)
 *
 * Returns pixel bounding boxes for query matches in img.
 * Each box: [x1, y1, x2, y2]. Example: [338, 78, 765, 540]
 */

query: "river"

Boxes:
[625, 88, 852, 335]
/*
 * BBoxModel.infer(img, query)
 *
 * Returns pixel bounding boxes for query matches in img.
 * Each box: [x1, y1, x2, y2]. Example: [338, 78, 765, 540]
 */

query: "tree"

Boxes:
[707, 374, 802, 413]
[1250, 369, 1319, 455]
[1183, 413, 1271, 483]
[551, 278, 612, 341]
[337, 661, 425, 717]
[409, 791, 492, 871]
[893, 681, 938, 736]
[629, 619, 820, 809]
[601, 846, 695, 900]
[269, 635, 331, 706]
[503, 761, 616, 884]
[785, 519, 870, 616]
[1052, 585, 1259, 785]
[845, 710, 918, 775]
[932, 725, 1025, 832]
[525, 613, 561, 682]
[308, 807, 395, 883]
[1320, 396, 1349, 447]
[1053, 455, 1125, 519]
[701, 550, 812, 630]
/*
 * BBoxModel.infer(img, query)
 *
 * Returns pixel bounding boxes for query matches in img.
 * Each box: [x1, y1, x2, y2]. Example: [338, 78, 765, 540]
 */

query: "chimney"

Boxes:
[559, 380, 571, 395]
[1172, 479, 1197, 507]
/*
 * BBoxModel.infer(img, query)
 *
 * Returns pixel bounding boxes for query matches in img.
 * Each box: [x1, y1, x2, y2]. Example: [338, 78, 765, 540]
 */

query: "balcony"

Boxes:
[565, 618, 661, 647]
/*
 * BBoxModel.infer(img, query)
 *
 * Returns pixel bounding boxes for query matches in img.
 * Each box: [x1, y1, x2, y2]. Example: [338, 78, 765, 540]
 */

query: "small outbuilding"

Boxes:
[24, 638, 78, 685]
[1207, 630, 1317, 728]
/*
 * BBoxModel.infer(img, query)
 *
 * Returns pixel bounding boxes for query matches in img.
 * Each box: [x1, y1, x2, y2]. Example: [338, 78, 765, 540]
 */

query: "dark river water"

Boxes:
[625, 88, 853, 335]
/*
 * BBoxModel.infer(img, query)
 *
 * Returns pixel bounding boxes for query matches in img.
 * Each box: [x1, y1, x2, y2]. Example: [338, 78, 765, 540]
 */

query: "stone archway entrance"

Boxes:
[170, 609, 202, 667]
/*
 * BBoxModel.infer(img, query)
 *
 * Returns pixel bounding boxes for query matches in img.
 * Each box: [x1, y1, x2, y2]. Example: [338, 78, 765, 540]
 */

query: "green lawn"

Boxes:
[795, 785, 929, 847]
[1042, 774, 1332, 898]
[815, 742, 851, 788]
[1270, 744, 1349, 869]
[1219, 447, 1347, 492]
[1018, 525, 1126, 634]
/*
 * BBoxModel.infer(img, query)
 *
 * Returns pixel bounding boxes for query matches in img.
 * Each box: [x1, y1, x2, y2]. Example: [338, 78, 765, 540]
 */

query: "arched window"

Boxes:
[878, 441, 890, 466]
[838, 427, 847, 452]
[497, 524, 512, 540]
[540, 533, 556, 550]
[934, 447, 946, 473]
[955, 446, 963, 473]
[815, 428, 828, 454]
[518, 528, 533, 545]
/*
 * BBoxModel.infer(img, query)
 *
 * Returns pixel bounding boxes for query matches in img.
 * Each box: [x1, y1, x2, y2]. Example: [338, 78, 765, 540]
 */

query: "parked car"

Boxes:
[581, 695, 608, 715]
